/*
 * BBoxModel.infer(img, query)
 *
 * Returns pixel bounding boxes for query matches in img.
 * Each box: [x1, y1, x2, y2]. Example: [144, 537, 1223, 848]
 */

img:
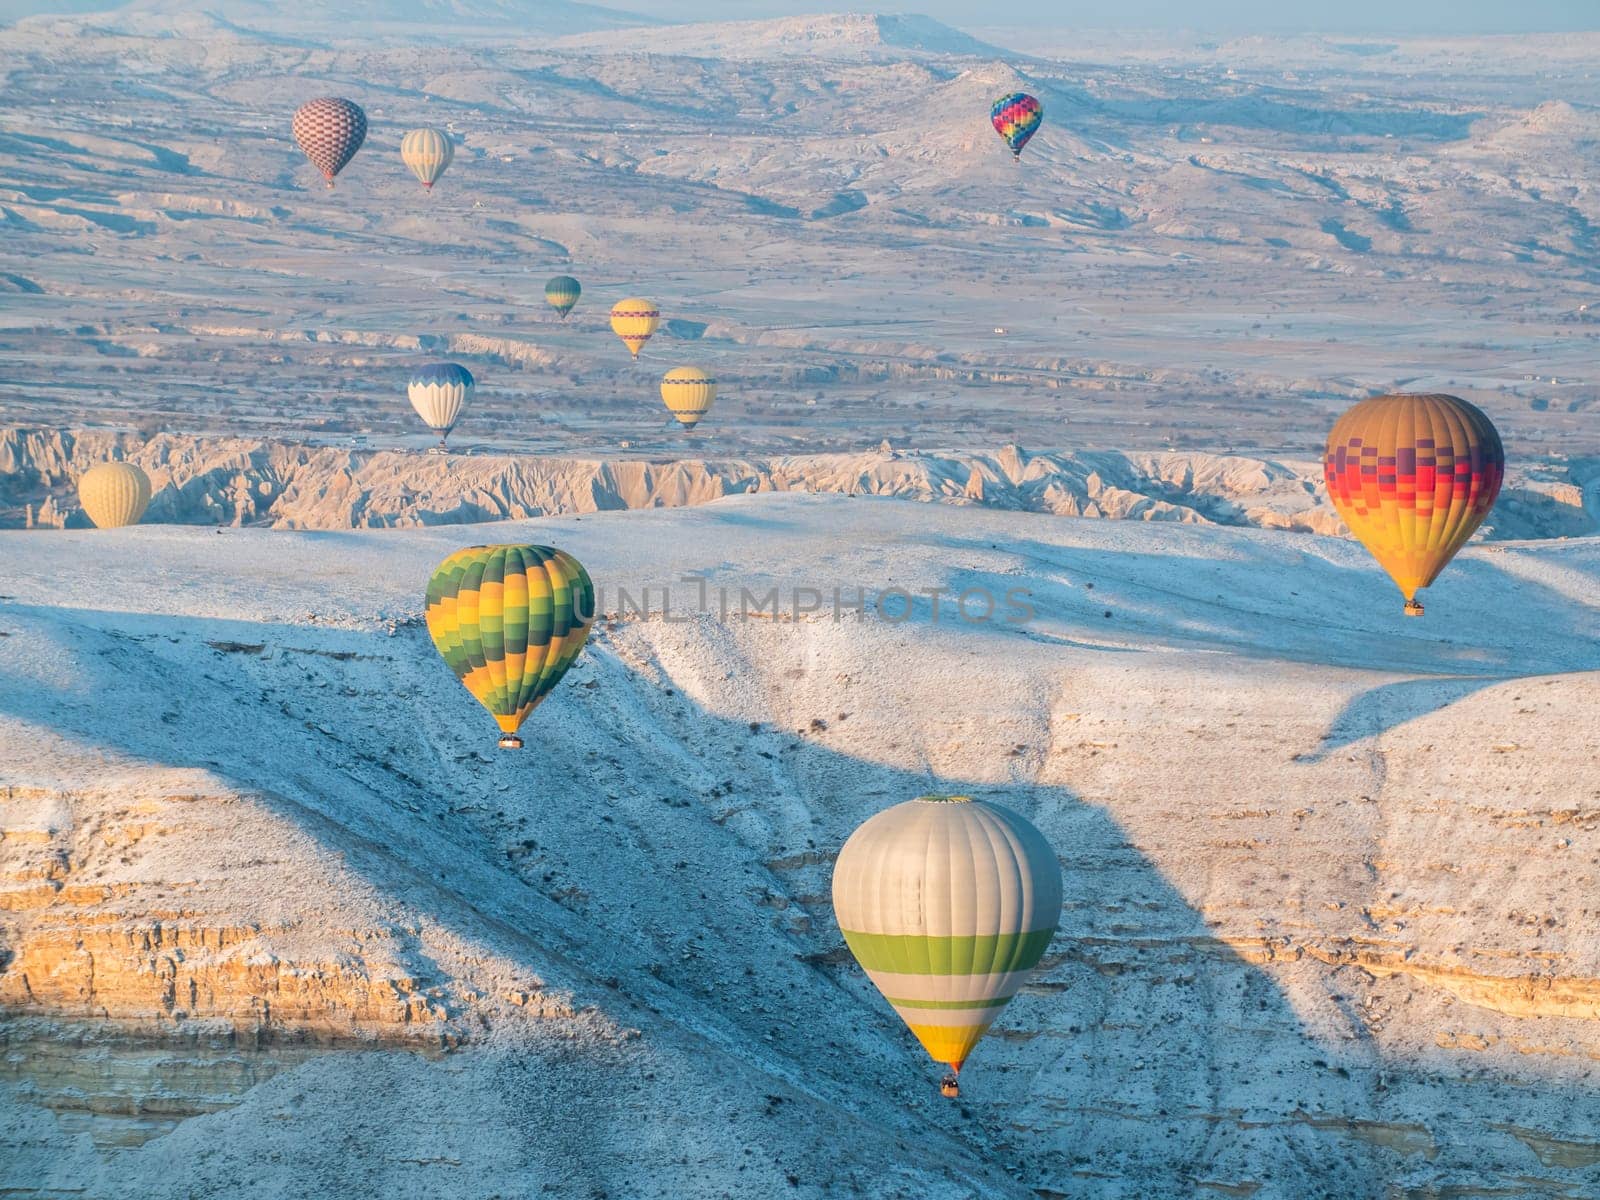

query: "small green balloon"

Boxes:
[544, 275, 581, 319]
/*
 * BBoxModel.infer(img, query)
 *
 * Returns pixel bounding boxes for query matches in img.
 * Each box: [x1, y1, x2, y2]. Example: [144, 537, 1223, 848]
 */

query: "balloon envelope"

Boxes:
[408, 362, 473, 445]
[609, 297, 660, 359]
[545, 275, 582, 319]
[990, 92, 1043, 159]
[660, 366, 715, 429]
[1324, 393, 1504, 611]
[425, 545, 595, 748]
[292, 97, 367, 185]
[401, 127, 454, 188]
[832, 795, 1061, 1080]
[78, 462, 151, 529]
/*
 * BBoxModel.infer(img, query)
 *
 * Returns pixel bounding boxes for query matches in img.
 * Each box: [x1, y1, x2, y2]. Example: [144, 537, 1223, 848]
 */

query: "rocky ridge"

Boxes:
[5, 427, 1597, 539]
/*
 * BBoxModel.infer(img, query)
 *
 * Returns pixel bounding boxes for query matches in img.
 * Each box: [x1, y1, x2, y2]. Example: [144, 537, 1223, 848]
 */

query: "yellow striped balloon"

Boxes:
[425, 545, 595, 749]
[400, 127, 454, 189]
[609, 297, 660, 359]
[77, 462, 152, 529]
[660, 366, 716, 430]
[832, 795, 1061, 1097]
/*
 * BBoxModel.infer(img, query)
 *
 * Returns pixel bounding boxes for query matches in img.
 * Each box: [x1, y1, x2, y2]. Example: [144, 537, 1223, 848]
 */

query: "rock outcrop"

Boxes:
[2, 492, 1599, 1196]
[6, 427, 1597, 538]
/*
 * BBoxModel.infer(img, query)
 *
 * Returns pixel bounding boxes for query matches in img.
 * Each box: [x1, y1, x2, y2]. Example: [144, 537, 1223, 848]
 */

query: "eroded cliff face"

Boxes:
[5, 426, 1596, 538]
[2, 492, 1599, 1198]
[0, 773, 571, 1043]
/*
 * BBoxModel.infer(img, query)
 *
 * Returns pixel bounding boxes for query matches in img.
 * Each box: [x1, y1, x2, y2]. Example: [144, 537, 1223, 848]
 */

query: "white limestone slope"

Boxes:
[2, 494, 1599, 1198]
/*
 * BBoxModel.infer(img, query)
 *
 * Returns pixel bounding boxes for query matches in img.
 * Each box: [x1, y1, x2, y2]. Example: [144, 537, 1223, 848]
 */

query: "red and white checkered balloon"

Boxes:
[292, 97, 367, 187]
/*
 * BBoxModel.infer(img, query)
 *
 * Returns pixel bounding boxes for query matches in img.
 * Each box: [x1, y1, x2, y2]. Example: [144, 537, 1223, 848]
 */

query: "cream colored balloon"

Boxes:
[400, 127, 454, 189]
[407, 363, 474, 449]
[78, 462, 151, 529]
[832, 795, 1061, 1095]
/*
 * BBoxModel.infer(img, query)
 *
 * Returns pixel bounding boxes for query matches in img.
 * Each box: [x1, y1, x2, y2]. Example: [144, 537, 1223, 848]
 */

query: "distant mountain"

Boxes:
[553, 12, 1006, 59]
[1, 0, 657, 34]
[0, 0, 108, 15]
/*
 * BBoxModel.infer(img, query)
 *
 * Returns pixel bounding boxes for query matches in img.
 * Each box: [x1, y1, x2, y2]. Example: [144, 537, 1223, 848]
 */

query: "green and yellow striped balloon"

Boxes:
[425, 545, 595, 749]
[832, 795, 1061, 1097]
[544, 275, 581, 319]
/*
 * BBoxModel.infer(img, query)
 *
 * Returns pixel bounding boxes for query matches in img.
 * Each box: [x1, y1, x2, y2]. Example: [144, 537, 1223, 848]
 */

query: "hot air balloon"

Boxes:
[408, 362, 473, 450]
[1324, 392, 1505, 616]
[401, 127, 454, 190]
[545, 276, 582, 320]
[832, 795, 1062, 1098]
[609, 297, 660, 360]
[425, 545, 595, 749]
[292, 97, 367, 187]
[77, 462, 151, 529]
[990, 92, 1043, 161]
[660, 367, 715, 430]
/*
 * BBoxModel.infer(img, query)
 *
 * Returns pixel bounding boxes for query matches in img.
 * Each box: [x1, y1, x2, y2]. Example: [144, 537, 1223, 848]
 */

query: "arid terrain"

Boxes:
[3, 8, 1600, 462]
[4, 497, 1600, 1199]
[4, 4, 1600, 1199]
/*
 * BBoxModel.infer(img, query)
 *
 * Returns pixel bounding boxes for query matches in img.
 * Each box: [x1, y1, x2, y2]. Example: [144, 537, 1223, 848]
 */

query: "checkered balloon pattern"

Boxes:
[292, 97, 367, 185]
[990, 92, 1043, 159]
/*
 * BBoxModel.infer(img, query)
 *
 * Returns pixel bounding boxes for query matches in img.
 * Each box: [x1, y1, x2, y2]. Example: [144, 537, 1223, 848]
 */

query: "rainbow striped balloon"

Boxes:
[425, 545, 595, 749]
[1324, 393, 1504, 616]
[990, 92, 1043, 161]
[832, 795, 1061, 1096]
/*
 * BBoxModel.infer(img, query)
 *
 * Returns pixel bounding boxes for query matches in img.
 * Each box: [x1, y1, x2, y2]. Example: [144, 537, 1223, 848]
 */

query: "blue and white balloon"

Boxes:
[408, 362, 473, 448]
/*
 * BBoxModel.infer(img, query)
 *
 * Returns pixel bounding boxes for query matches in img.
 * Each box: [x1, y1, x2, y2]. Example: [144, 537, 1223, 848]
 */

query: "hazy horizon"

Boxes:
[4, 0, 1600, 35]
[678, 0, 1599, 33]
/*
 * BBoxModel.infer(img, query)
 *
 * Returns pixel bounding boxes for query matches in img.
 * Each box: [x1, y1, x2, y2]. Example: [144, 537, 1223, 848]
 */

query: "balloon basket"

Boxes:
[1403, 600, 1424, 618]
[939, 1073, 960, 1099]
[498, 734, 524, 750]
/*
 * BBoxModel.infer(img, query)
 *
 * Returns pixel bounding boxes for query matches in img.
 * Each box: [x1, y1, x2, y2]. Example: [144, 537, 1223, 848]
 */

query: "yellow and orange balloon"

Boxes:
[1324, 393, 1504, 615]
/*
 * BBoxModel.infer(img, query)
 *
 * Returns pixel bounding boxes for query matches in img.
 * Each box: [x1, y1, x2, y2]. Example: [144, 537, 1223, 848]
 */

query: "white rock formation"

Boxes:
[6, 427, 1595, 542]
[2, 494, 1599, 1197]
